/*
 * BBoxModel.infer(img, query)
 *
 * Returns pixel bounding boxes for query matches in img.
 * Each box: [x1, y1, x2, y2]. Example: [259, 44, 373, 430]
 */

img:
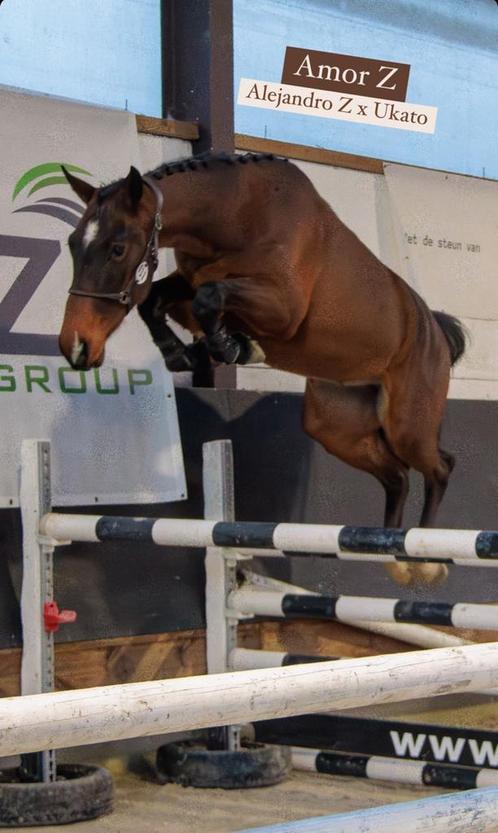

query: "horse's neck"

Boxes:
[157, 167, 241, 253]
[158, 169, 212, 238]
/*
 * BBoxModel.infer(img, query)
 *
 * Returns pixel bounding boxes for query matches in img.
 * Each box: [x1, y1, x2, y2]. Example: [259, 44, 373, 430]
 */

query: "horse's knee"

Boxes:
[302, 395, 321, 440]
[380, 465, 409, 496]
[440, 449, 455, 475]
[427, 450, 454, 490]
[388, 429, 440, 479]
[192, 282, 226, 323]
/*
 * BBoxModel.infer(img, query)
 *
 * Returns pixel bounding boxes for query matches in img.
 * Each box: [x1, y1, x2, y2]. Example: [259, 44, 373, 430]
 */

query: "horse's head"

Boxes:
[59, 166, 162, 369]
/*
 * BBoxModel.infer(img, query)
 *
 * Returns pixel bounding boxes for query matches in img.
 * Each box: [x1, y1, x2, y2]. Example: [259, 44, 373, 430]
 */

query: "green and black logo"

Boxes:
[12, 162, 91, 227]
[1, 162, 154, 396]
[0, 162, 93, 355]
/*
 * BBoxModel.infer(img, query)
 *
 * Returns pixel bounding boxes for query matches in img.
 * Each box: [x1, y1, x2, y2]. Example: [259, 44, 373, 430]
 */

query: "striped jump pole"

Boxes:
[4, 644, 498, 757]
[228, 588, 498, 630]
[238, 567, 479, 651]
[232, 787, 498, 833]
[40, 514, 498, 566]
[230, 648, 338, 671]
[292, 747, 498, 790]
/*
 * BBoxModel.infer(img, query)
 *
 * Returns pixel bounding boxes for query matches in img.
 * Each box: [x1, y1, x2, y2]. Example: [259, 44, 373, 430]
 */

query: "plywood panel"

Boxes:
[4, 620, 495, 699]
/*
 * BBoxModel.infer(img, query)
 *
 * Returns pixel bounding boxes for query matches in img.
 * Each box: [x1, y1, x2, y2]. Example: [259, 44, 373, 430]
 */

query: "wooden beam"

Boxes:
[136, 115, 199, 141]
[235, 134, 385, 175]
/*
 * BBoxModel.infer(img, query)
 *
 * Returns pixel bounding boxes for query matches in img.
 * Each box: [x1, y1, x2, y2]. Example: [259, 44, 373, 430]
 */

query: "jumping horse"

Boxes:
[59, 153, 466, 583]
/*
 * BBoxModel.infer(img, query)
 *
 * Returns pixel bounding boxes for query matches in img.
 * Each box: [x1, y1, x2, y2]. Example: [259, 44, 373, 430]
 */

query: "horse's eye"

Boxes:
[110, 243, 125, 259]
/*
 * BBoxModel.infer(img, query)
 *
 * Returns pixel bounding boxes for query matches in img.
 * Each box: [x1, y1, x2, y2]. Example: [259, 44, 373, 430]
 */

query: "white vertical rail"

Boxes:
[20, 438, 56, 782]
[203, 439, 240, 751]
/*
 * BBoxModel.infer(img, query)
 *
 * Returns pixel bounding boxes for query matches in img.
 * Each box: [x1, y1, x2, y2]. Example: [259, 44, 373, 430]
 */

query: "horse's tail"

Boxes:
[432, 310, 467, 366]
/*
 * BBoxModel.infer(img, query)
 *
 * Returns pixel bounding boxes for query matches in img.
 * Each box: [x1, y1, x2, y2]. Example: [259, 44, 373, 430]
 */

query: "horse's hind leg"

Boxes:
[381, 360, 454, 530]
[420, 448, 455, 527]
[304, 379, 448, 586]
[380, 357, 454, 583]
[303, 380, 409, 528]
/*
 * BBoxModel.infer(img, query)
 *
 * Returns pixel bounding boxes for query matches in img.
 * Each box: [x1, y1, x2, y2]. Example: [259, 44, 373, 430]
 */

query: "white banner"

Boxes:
[384, 163, 498, 391]
[0, 88, 186, 506]
[238, 78, 437, 133]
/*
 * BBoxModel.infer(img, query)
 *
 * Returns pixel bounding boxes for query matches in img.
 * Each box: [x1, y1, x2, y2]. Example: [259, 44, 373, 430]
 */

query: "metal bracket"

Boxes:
[224, 608, 255, 621]
[223, 548, 254, 562]
[203, 440, 241, 752]
[37, 534, 72, 548]
[20, 440, 56, 783]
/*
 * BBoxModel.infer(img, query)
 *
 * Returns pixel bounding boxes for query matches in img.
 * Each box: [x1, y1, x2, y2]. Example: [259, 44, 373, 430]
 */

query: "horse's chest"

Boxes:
[175, 252, 213, 283]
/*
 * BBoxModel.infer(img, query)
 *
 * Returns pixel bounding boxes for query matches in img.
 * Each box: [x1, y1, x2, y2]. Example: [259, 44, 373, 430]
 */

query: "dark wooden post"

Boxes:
[162, 0, 234, 154]
[161, 0, 235, 386]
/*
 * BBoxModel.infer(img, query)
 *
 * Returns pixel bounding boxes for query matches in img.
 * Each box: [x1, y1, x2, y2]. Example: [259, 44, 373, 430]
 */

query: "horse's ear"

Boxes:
[61, 166, 95, 205]
[126, 166, 143, 207]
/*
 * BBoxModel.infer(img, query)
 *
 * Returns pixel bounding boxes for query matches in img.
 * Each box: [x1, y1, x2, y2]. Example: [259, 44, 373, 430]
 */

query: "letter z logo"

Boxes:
[0, 162, 90, 355]
[0, 235, 61, 354]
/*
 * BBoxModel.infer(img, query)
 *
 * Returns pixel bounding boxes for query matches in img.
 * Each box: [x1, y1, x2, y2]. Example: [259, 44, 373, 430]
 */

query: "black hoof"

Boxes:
[230, 333, 265, 365]
[208, 339, 241, 364]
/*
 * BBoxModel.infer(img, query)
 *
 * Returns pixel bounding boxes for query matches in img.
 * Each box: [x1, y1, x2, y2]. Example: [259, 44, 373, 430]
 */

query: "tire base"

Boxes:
[155, 741, 291, 789]
[0, 764, 113, 827]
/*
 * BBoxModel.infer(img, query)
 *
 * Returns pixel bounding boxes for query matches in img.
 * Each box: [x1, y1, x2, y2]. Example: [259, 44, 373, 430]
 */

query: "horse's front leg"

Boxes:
[138, 271, 206, 372]
[191, 281, 266, 365]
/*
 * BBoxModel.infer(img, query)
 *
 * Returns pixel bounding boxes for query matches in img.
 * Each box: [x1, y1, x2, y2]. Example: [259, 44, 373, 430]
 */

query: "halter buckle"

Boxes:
[118, 289, 132, 306]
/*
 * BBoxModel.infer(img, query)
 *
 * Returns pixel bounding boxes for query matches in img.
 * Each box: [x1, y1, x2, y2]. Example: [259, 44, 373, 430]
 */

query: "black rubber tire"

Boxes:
[0, 764, 113, 827]
[156, 741, 291, 789]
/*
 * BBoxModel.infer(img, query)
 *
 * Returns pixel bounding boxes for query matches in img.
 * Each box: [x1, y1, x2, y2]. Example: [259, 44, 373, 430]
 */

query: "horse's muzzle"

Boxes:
[59, 334, 105, 370]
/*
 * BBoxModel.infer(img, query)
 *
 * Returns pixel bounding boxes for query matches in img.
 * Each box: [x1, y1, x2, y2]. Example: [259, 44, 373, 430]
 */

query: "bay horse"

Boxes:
[59, 153, 466, 584]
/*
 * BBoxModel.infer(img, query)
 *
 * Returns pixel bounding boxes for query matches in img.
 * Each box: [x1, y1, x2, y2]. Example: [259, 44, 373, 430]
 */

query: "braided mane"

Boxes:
[147, 151, 286, 180]
[96, 152, 286, 202]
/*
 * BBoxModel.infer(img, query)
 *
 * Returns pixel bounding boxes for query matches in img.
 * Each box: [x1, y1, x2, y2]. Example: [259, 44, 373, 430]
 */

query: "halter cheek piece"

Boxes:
[68, 176, 164, 309]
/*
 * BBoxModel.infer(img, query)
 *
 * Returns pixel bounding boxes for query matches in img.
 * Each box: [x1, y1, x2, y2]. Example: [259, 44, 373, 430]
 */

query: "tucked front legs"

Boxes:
[192, 282, 265, 365]
[138, 272, 202, 372]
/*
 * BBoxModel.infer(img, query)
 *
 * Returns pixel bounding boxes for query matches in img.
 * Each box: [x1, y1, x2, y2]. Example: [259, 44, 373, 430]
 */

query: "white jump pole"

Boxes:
[3, 643, 498, 757]
[39, 513, 498, 565]
[232, 787, 498, 833]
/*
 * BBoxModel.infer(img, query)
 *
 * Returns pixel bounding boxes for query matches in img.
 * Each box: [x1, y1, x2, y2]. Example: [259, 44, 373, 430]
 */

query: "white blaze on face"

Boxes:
[71, 331, 84, 366]
[82, 219, 99, 250]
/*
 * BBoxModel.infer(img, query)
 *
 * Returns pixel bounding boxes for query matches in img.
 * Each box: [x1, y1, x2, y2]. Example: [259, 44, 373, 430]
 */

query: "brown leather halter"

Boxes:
[68, 176, 163, 309]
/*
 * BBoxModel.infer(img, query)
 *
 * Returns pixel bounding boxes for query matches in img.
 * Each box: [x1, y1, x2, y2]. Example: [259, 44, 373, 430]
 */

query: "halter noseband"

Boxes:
[68, 175, 164, 308]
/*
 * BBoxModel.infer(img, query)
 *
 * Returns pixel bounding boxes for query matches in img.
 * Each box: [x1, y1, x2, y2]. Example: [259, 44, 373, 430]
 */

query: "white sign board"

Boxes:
[384, 163, 498, 389]
[0, 88, 186, 506]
